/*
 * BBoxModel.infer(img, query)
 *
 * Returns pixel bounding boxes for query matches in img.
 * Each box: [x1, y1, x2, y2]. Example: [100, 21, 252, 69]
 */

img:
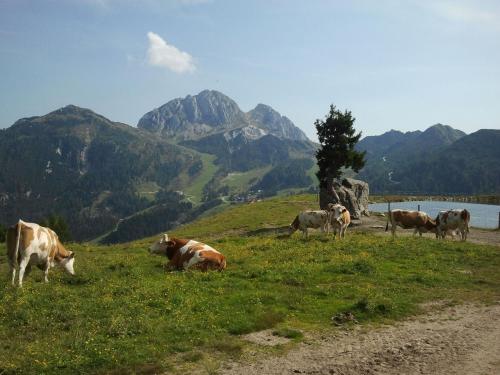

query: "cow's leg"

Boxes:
[9, 262, 16, 286]
[460, 227, 466, 241]
[18, 257, 30, 287]
[341, 225, 347, 239]
[43, 261, 50, 283]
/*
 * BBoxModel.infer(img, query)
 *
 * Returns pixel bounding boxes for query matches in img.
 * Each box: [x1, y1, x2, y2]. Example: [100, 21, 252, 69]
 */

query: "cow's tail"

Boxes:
[14, 219, 22, 266]
[385, 211, 390, 232]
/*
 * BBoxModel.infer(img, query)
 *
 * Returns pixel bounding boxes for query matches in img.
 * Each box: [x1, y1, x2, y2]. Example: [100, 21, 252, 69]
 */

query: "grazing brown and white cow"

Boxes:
[149, 234, 226, 271]
[328, 204, 351, 239]
[289, 210, 330, 238]
[435, 209, 470, 241]
[385, 209, 437, 237]
[6, 220, 75, 287]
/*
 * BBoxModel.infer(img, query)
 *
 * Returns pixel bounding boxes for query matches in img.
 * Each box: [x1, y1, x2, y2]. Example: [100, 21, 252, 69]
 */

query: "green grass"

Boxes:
[183, 153, 218, 204]
[220, 166, 272, 193]
[1, 194, 500, 374]
[135, 181, 161, 201]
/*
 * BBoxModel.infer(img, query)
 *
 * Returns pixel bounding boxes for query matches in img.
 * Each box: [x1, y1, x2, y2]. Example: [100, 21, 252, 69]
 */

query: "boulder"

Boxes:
[319, 178, 370, 219]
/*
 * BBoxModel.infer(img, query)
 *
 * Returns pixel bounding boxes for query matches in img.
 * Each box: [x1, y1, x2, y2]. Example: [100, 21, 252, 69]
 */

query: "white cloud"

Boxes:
[146, 32, 196, 74]
[427, 1, 499, 24]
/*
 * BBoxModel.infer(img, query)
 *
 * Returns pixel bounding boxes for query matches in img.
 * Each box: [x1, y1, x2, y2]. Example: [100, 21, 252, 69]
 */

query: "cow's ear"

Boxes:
[166, 240, 176, 247]
[69, 252, 75, 259]
[342, 208, 347, 213]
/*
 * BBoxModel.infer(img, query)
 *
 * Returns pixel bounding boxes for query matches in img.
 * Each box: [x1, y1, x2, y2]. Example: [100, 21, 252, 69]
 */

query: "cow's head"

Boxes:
[329, 204, 347, 224]
[149, 234, 176, 256]
[58, 252, 75, 275]
[424, 216, 438, 232]
[288, 216, 300, 235]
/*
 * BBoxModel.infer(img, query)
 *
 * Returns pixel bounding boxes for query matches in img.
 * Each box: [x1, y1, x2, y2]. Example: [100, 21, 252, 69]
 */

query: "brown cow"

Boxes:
[385, 209, 437, 237]
[149, 234, 226, 271]
[6, 220, 75, 287]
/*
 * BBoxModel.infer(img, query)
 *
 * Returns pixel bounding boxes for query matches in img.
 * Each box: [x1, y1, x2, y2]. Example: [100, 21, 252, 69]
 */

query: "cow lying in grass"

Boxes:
[6, 220, 75, 287]
[289, 210, 330, 238]
[149, 234, 226, 271]
[328, 203, 351, 239]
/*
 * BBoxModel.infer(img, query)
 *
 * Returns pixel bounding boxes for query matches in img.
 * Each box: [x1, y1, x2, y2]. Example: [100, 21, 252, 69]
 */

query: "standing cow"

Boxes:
[328, 203, 351, 239]
[289, 210, 330, 238]
[6, 220, 75, 287]
[149, 234, 226, 271]
[385, 209, 437, 237]
[435, 209, 470, 241]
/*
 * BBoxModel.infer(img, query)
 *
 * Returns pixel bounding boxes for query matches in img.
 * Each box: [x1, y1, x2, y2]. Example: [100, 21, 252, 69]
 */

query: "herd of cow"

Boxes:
[4, 204, 470, 287]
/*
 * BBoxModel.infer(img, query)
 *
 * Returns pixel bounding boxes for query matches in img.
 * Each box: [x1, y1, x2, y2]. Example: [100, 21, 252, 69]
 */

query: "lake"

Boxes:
[369, 201, 500, 229]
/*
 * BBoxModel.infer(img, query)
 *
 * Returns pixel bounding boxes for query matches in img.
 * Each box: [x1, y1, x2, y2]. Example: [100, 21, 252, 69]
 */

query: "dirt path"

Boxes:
[221, 303, 500, 375]
[352, 214, 500, 247]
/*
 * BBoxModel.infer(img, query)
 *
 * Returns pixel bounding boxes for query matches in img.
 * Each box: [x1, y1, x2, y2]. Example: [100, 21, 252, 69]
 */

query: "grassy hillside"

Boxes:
[182, 153, 218, 204]
[1, 195, 500, 374]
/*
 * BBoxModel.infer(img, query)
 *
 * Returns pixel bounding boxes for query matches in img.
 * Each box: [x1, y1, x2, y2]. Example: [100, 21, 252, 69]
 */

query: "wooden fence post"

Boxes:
[418, 204, 421, 212]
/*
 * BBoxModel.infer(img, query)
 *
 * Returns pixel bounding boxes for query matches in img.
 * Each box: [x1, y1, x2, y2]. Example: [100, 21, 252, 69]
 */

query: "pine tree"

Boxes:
[315, 105, 366, 198]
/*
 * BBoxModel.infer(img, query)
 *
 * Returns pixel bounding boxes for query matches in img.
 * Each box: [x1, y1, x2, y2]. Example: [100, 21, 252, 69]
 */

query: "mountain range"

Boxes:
[0, 91, 316, 242]
[1, 90, 498, 242]
[356, 124, 500, 194]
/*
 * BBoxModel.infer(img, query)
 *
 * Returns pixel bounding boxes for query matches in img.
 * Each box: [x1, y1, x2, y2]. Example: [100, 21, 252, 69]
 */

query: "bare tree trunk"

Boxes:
[328, 176, 340, 203]
[320, 176, 340, 209]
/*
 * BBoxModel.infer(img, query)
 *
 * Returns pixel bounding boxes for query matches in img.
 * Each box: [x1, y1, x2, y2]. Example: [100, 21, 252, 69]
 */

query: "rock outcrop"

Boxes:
[320, 178, 370, 220]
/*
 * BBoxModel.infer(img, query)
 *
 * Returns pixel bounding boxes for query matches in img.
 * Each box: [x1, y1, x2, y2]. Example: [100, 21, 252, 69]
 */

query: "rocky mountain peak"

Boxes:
[247, 103, 309, 142]
[138, 90, 310, 142]
[137, 90, 248, 139]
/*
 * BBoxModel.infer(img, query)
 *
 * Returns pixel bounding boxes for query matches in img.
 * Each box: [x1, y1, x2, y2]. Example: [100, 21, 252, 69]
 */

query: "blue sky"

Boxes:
[1, 0, 499, 141]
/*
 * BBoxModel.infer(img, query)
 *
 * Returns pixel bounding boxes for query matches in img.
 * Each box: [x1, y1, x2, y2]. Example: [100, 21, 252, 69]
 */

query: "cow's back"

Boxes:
[392, 210, 425, 228]
[298, 210, 328, 228]
[168, 238, 226, 271]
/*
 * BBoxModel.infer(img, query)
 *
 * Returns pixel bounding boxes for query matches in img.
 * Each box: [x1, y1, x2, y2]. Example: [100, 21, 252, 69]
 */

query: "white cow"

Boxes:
[435, 209, 470, 241]
[289, 210, 330, 238]
[328, 204, 351, 239]
[6, 220, 75, 287]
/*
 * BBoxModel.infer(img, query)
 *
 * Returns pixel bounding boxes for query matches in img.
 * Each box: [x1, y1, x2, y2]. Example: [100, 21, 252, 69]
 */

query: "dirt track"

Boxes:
[221, 303, 500, 375]
[218, 217, 500, 375]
